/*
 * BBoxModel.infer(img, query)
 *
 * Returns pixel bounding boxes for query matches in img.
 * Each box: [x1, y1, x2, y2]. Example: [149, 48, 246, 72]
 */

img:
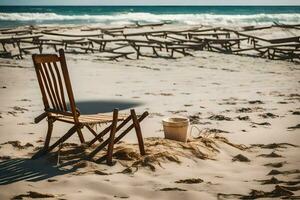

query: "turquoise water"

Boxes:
[0, 6, 300, 27]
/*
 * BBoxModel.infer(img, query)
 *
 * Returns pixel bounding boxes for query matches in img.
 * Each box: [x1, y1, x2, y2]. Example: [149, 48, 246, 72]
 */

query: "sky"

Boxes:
[0, 0, 299, 5]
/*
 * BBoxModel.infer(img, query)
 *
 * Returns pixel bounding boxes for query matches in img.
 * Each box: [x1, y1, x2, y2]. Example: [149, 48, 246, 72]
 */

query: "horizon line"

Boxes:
[0, 4, 300, 6]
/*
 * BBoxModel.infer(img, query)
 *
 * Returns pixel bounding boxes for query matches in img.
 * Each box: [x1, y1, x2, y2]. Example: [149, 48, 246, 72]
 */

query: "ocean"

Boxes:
[0, 6, 299, 28]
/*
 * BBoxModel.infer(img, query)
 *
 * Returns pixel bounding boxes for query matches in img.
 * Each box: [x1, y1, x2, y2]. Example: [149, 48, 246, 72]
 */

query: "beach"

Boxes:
[0, 5, 300, 200]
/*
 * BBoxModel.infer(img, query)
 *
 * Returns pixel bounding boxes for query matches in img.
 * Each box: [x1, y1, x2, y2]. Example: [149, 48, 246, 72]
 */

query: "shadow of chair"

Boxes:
[0, 158, 78, 185]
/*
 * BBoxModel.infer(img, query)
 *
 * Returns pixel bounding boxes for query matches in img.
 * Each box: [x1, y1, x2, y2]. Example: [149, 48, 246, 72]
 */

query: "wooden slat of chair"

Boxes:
[32, 49, 148, 165]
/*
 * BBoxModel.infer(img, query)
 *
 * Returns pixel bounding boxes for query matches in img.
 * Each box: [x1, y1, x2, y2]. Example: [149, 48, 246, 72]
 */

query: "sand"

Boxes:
[0, 24, 299, 199]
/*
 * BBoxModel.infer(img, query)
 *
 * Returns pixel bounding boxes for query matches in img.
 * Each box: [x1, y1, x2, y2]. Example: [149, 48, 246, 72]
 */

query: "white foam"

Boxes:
[0, 12, 299, 26]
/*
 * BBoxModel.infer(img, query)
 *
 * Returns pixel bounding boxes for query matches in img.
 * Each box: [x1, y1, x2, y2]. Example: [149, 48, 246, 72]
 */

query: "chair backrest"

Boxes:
[32, 49, 79, 121]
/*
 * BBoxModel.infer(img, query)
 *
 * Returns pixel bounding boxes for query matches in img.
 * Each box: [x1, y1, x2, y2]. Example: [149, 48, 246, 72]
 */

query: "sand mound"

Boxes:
[33, 134, 248, 173]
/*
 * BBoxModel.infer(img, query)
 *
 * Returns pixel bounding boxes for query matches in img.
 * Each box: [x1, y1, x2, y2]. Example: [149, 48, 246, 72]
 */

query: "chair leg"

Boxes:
[77, 128, 85, 143]
[106, 109, 119, 166]
[44, 119, 54, 149]
[86, 125, 104, 143]
[32, 125, 79, 159]
[131, 109, 146, 155]
[88, 114, 132, 147]
[91, 111, 149, 163]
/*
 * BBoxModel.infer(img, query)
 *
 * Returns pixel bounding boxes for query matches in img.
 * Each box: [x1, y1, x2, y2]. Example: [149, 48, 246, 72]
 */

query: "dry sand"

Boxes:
[0, 25, 299, 199]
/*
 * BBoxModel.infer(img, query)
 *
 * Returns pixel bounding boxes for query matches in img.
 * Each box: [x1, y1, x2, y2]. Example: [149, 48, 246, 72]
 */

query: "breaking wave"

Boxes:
[0, 12, 300, 26]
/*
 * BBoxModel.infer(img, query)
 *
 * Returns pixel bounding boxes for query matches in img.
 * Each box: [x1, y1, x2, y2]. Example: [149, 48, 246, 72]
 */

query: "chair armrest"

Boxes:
[34, 112, 47, 123]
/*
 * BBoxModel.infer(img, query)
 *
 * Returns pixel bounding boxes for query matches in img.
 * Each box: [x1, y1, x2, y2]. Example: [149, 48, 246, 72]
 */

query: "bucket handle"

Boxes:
[189, 125, 202, 139]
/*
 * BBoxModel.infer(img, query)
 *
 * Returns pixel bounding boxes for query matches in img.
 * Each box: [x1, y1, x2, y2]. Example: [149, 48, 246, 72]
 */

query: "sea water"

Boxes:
[0, 6, 299, 27]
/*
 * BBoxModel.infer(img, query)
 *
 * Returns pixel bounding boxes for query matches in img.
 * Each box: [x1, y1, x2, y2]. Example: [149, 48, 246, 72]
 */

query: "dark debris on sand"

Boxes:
[168, 110, 187, 114]
[188, 115, 201, 124]
[268, 169, 300, 176]
[236, 107, 265, 113]
[208, 114, 232, 121]
[218, 185, 296, 199]
[257, 177, 300, 186]
[287, 93, 300, 101]
[258, 151, 283, 158]
[119, 167, 138, 174]
[291, 111, 300, 115]
[0, 155, 11, 160]
[243, 185, 295, 199]
[175, 178, 203, 184]
[251, 122, 271, 126]
[237, 116, 250, 121]
[12, 191, 55, 199]
[288, 124, 300, 130]
[232, 154, 250, 162]
[264, 161, 286, 168]
[248, 100, 264, 104]
[199, 128, 229, 134]
[1, 141, 34, 149]
[258, 177, 283, 185]
[114, 194, 129, 199]
[251, 143, 298, 149]
[259, 112, 279, 119]
[93, 170, 111, 176]
[160, 187, 187, 191]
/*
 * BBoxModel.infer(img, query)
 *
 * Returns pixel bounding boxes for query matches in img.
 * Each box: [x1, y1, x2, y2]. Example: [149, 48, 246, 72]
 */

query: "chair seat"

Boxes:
[50, 113, 128, 125]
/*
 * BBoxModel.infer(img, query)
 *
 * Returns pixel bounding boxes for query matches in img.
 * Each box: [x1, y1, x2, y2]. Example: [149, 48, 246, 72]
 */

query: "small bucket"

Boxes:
[162, 117, 189, 142]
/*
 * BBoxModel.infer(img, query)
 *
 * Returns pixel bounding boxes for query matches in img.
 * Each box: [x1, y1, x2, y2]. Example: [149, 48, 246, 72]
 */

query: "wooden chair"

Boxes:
[32, 49, 148, 165]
